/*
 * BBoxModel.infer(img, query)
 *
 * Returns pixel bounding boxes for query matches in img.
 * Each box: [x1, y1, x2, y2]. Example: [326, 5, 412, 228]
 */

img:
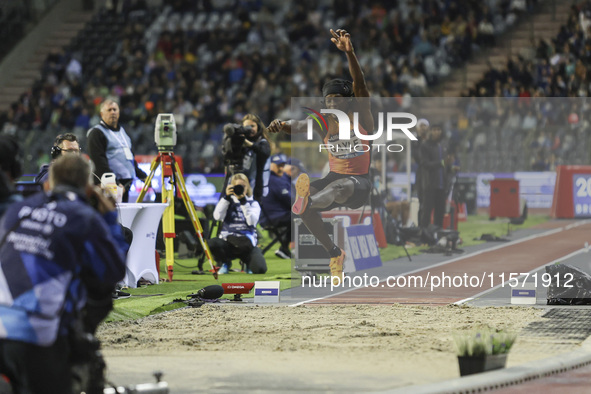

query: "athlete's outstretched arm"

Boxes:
[330, 28, 374, 132]
[268, 119, 298, 135]
[267, 117, 326, 138]
[330, 29, 368, 98]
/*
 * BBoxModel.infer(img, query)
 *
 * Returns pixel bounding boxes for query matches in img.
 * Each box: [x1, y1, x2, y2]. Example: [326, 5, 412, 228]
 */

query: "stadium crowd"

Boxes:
[456, 1, 591, 172]
[0, 0, 542, 174]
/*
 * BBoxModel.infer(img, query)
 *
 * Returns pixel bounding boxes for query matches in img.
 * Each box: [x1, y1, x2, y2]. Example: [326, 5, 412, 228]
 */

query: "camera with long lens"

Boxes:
[221, 123, 253, 174]
[154, 113, 177, 151]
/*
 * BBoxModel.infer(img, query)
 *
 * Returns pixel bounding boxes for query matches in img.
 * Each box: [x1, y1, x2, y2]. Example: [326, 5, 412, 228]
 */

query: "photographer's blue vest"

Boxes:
[89, 123, 135, 180]
[220, 198, 259, 246]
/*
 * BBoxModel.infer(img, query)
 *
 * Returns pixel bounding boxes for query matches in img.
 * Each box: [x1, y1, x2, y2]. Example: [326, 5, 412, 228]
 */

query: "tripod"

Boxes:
[136, 151, 217, 281]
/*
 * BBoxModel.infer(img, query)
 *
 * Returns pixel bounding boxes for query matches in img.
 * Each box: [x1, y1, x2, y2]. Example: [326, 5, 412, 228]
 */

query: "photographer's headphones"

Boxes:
[50, 133, 79, 160]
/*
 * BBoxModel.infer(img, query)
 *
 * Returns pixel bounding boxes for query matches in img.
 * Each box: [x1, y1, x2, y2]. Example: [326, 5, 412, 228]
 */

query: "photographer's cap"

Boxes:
[271, 154, 287, 165]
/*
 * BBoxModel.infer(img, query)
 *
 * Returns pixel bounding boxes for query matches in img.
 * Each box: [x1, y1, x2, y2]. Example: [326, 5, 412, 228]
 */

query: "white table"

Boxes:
[117, 203, 168, 288]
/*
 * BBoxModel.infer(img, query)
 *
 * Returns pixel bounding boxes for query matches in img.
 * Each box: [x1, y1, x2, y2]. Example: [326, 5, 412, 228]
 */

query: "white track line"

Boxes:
[290, 220, 591, 307]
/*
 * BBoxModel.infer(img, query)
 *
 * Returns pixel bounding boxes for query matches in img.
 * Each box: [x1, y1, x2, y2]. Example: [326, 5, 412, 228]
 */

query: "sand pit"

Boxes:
[96, 304, 569, 393]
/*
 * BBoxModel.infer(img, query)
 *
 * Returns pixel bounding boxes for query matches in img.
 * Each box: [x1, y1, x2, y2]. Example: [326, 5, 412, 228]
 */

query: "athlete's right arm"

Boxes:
[267, 117, 324, 136]
[267, 119, 293, 134]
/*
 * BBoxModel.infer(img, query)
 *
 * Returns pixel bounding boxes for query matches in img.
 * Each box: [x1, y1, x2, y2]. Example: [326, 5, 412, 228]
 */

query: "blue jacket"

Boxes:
[0, 194, 22, 219]
[0, 188, 127, 346]
[260, 172, 291, 224]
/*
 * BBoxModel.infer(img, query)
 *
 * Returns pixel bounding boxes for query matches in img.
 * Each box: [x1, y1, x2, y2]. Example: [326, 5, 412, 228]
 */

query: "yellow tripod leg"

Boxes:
[173, 161, 218, 279]
[136, 156, 160, 203]
[161, 154, 176, 281]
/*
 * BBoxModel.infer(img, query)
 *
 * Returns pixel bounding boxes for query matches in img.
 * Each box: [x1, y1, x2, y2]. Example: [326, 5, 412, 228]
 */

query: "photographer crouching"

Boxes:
[0, 155, 127, 394]
[208, 174, 267, 274]
[222, 114, 271, 202]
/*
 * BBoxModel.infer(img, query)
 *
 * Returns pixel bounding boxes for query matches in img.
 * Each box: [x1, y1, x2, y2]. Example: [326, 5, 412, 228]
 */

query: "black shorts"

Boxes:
[310, 172, 372, 210]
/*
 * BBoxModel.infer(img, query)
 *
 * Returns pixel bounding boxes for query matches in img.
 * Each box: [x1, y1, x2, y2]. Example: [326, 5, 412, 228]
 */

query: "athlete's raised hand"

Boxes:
[267, 119, 286, 133]
[330, 29, 353, 53]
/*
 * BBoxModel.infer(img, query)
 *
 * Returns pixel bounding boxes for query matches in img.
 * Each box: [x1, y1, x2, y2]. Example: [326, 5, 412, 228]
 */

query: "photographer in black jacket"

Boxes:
[222, 113, 271, 202]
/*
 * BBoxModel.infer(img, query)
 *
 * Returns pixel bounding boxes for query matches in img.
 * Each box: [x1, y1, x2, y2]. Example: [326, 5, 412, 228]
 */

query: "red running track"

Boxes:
[309, 220, 591, 305]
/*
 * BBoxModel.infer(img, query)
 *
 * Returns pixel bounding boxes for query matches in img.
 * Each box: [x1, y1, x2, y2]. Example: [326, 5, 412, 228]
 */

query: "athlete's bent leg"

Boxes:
[299, 179, 354, 285]
[307, 178, 355, 210]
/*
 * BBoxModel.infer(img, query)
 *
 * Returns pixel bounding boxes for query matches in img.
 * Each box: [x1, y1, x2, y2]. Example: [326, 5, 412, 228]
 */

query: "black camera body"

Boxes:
[221, 123, 253, 174]
[232, 184, 245, 196]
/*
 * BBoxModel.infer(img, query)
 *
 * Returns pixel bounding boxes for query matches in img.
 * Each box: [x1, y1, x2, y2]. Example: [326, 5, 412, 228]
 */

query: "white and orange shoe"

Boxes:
[292, 173, 310, 215]
[329, 248, 346, 286]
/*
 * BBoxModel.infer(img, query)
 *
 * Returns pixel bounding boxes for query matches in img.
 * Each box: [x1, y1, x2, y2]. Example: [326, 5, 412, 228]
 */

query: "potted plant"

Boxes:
[454, 329, 517, 376]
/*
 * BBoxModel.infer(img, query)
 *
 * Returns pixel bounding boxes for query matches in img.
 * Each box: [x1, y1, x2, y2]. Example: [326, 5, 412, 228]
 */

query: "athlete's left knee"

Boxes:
[332, 181, 355, 203]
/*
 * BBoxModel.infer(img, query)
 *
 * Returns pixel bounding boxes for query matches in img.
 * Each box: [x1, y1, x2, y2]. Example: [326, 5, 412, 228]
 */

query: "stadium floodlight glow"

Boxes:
[154, 113, 177, 151]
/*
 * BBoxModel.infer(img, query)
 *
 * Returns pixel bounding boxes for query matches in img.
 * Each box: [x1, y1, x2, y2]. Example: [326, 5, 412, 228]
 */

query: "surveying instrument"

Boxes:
[136, 114, 217, 281]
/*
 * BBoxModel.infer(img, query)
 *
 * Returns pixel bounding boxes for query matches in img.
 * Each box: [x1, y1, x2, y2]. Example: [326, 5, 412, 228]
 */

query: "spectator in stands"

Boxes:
[408, 69, 428, 96]
[35, 133, 81, 186]
[531, 150, 550, 171]
[87, 99, 146, 202]
[419, 124, 448, 229]
[209, 173, 267, 275]
[260, 154, 292, 259]
[0, 135, 23, 217]
[477, 16, 495, 47]
[0, 0, 546, 176]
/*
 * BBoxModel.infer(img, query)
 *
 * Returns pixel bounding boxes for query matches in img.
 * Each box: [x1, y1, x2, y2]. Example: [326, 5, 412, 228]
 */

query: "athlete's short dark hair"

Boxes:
[322, 79, 354, 98]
